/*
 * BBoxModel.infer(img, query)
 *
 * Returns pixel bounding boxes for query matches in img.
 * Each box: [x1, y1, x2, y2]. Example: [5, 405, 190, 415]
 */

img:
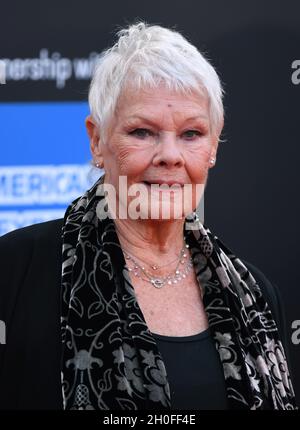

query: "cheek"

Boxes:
[185, 150, 210, 184]
[104, 138, 131, 172]
[109, 139, 151, 176]
[118, 152, 150, 177]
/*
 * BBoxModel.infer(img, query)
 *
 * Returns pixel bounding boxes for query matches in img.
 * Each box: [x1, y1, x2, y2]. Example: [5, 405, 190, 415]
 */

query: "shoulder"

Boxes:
[0, 218, 64, 270]
[241, 260, 278, 303]
[0, 219, 64, 320]
[0, 219, 64, 287]
[241, 259, 282, 324]
[0, 218, 63, 249]
[240, 259, 291, 357]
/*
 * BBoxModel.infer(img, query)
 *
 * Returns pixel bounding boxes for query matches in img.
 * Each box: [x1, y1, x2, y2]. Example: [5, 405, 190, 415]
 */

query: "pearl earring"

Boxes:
[210, 157, 216, 165]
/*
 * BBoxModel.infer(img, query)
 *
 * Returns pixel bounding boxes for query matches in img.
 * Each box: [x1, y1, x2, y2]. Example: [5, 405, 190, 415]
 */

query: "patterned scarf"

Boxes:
[60, 177, 297, 410]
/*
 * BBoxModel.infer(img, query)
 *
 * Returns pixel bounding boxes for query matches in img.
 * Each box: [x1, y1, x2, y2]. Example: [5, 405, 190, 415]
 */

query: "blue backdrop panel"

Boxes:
[0, 102, 95, 235]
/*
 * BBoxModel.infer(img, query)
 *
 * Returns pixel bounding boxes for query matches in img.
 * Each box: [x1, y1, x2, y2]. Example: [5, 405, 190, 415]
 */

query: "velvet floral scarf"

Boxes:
[60, 178, 297, 410]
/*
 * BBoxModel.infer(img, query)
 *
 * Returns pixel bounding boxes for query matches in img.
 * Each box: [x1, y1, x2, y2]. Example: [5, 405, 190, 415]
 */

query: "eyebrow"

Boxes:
[125, 114, 209, 125]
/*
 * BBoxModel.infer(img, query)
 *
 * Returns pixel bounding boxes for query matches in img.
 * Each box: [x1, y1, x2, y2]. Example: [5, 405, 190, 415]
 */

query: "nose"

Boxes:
[152, 132, 185, 168]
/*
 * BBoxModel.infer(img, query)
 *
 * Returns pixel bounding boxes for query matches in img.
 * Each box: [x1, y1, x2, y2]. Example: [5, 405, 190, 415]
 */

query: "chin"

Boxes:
[137, 204, 186, 222]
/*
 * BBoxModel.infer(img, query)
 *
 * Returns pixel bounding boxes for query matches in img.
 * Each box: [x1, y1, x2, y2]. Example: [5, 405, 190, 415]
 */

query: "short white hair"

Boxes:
[88, 21, 224, 142]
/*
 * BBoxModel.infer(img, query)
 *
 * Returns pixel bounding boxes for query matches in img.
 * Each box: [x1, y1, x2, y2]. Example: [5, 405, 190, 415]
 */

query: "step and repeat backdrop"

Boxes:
[0, 0, 299, 405]
[0, 49, 100, 235]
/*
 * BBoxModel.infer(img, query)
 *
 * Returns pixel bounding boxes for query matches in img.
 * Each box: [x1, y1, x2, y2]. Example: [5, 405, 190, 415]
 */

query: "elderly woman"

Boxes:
[0, 22, 297, 410]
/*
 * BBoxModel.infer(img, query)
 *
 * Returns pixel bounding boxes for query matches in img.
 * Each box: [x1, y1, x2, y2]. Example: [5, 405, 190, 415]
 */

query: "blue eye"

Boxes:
[129, 128, 153, 138]
[183, 130, 202, 139]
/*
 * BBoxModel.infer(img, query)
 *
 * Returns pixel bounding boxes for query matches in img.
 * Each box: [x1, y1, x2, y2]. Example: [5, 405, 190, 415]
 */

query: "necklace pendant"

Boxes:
[151, 278, 164, 288]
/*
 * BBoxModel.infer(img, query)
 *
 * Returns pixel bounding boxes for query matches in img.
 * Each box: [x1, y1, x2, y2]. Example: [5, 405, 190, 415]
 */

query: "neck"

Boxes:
[114, 218, 186, 261]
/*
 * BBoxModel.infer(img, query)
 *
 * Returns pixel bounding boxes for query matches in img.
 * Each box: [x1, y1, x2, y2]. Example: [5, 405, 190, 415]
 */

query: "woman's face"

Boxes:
[89, 84, 219, 221]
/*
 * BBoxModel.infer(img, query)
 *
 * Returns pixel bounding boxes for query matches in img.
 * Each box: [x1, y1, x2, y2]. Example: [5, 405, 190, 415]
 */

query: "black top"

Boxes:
[152, 328, 228, 410]
[0, 219, 293, 409]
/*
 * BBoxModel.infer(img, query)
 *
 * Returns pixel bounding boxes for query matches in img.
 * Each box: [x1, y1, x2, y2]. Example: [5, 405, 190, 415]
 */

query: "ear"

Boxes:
[85, 115, 104, 165]
[209, 118, 224, 167]
[212, 140, 219, 159]
[208, 137, 219, 168]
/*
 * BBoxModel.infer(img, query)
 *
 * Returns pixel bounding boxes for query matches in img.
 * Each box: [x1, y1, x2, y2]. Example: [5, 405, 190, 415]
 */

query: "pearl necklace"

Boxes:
[123, 241, 193, 289]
